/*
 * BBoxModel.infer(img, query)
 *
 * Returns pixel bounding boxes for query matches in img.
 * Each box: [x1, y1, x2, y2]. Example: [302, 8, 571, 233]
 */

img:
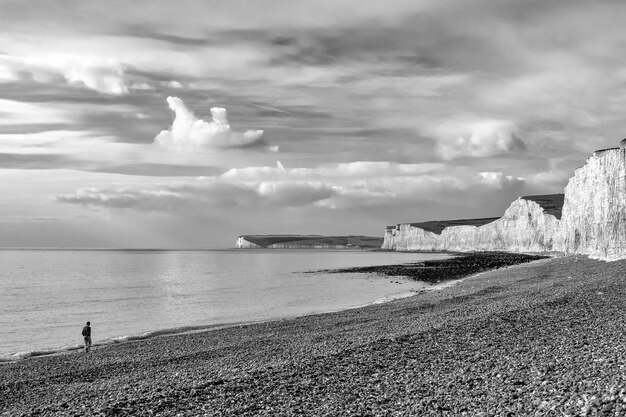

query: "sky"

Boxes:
[1, 0, 625, 248]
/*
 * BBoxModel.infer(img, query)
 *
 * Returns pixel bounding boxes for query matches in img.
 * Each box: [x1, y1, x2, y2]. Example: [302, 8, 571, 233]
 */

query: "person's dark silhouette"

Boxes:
[81, 321, 91, 352]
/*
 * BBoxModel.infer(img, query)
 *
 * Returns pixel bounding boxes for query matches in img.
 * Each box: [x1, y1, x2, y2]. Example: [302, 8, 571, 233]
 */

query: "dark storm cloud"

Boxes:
[0, 80, 126, 105]
[130, 32, 211, 47]
[264, 26, 442, 70]
[0, 153, 72, 169]
[0, 79, 166, 145]
[0, 150, 224, 176]
[124, 68, 190, 86]
[90, 163, 223, 177]
[0, 123, 70, 134]
[72, 107, 164, 145]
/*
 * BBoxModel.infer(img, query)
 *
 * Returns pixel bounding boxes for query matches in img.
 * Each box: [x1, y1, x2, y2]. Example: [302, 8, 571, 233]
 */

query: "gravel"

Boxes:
[315, 252, 548, 283]
[1, 255, 625, 416]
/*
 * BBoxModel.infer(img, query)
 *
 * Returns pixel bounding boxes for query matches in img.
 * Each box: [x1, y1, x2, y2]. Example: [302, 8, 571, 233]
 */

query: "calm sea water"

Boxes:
[0, 249, 448, 360]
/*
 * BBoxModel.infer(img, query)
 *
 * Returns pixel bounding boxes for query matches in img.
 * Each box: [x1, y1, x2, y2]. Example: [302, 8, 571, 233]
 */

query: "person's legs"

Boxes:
[84, 336, 91, 352]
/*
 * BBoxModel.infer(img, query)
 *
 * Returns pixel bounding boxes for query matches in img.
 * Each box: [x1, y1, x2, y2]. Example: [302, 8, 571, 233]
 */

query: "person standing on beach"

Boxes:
[82, 321, 91, 352]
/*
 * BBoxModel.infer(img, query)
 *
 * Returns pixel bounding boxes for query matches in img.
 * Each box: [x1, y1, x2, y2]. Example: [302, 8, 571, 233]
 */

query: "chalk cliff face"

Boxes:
[236, 236, 261, 249]
[383, 141, 625, 261]
[556, 145, 626, 260]
[383, 196, 562, 253]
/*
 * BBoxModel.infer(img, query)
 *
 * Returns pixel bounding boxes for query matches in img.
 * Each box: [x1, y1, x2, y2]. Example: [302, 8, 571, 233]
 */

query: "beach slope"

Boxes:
[1, 256, 625, 416]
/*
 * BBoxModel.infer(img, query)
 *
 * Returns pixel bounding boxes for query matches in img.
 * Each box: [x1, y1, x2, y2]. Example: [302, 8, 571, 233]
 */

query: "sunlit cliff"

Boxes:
[383, 140, 626, 261]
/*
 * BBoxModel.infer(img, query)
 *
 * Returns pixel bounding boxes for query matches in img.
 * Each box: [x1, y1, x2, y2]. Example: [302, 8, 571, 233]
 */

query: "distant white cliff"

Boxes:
[383, 140, 626, 261]
[236, 235, 383, 249]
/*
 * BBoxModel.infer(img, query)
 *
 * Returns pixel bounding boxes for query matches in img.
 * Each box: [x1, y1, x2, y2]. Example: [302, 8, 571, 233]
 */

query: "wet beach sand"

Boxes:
[2, 254, 626, 416]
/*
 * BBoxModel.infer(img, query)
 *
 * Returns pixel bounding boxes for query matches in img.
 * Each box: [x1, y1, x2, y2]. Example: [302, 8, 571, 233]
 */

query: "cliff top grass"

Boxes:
[593, 140, 626, 155]
[594, 139, 626, 154]
[240, 235, 383, 248]
[520, 193, 565, 219]
[386, 193, 565, 234]
[407, 217, 500, 235]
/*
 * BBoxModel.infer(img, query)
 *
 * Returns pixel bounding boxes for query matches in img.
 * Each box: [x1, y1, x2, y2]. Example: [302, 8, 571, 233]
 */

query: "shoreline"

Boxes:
[0, 270, 441, 363]
[0, 252, 529, 363]
[3, 255, 625, 415]
[0, 249, 445, 361]
[314, 251, 548, 283]
[1, 289, 427, 364]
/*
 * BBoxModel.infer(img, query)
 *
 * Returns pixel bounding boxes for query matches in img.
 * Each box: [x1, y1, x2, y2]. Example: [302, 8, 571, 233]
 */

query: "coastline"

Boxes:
[0, 263, 444, 363]
[0, 251, 521, 363]
[2, 255, 626, 415]
[0, 249, 448, 360]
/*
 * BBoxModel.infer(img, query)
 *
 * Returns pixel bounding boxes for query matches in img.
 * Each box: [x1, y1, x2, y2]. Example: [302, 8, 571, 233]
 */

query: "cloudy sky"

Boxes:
[1, 0, 624, 248]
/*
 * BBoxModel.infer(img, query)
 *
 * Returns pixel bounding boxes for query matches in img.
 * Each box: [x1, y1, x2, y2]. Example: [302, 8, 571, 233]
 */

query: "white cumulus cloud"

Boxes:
[155, 97, 273, 152]
[55, 160, 533, 217]
[64, 61, 128, 95]
[56, 179, 334, 211]
[477, 171, 525, 188]
[0, 54, 130, 95]
[434, 120, 527, 160]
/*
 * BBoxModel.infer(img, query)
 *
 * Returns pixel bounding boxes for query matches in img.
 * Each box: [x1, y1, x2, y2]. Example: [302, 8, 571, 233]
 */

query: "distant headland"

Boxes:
[236, 235, 383, 249]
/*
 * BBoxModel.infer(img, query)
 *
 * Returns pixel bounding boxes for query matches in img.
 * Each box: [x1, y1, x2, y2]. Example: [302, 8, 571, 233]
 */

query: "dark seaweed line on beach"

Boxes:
[312, 252, 548, 283]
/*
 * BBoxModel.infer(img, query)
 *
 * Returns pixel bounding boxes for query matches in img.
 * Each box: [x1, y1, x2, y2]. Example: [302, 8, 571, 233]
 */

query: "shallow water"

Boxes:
[0, 249, 448, 359]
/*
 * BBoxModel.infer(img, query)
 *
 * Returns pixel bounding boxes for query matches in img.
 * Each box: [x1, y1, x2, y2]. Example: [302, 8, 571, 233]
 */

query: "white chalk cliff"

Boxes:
[383, 141, 626, 261]
[236, 235, 383, 249]
[556, 143, 626, 260]
[383, 195, 562, 253]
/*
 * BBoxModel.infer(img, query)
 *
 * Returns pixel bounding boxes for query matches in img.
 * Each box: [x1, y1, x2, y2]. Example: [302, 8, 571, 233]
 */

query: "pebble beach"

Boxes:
[2, 254, 626, 416]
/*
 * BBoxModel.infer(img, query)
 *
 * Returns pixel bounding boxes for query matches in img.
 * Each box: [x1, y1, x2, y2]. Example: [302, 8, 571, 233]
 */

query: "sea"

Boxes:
[0, 249, 448, 361]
